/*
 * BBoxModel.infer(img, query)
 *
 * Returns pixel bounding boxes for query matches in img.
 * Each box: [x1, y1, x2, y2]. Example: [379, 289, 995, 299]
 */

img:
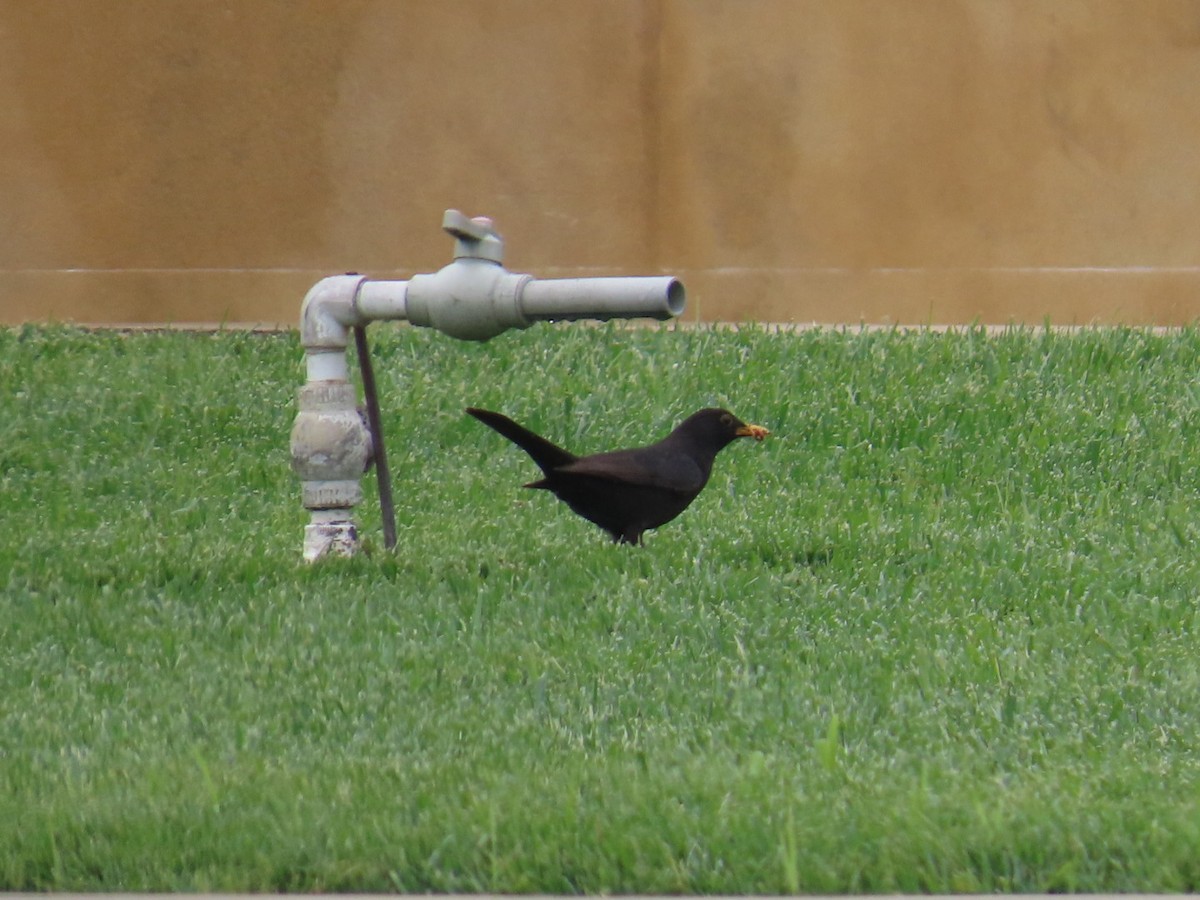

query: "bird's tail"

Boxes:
[466, 407, 577, 474]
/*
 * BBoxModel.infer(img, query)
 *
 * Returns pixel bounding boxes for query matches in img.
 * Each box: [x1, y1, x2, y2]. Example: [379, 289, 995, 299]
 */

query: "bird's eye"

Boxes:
[720, 414, 733, 426]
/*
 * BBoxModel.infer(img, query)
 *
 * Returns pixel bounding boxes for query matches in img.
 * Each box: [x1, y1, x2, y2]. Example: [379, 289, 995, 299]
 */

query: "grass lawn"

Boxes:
[3, 321, 1200, 892]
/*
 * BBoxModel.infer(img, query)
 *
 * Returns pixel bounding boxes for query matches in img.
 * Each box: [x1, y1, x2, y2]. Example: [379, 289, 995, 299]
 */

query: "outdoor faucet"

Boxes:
[290, 209, 685, 561]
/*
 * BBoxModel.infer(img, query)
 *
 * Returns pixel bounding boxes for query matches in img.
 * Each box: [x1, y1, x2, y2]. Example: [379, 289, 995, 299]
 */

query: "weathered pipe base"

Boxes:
[303, 511, 359, 563]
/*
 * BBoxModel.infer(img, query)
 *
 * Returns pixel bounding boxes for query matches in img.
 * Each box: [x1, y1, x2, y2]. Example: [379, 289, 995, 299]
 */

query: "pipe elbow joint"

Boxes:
[299, 274, 370, 351]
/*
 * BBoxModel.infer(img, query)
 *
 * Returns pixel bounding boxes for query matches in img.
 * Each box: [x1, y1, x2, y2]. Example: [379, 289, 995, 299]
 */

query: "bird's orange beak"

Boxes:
[736, 423, 770, 441]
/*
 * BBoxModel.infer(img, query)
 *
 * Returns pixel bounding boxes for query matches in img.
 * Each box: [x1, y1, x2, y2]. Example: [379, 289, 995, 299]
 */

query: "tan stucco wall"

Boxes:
[3, 0, 1199, 326]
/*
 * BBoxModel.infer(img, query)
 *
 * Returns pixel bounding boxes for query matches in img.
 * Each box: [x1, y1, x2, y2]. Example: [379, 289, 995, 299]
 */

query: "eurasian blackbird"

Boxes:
[466, 407, 769, 544]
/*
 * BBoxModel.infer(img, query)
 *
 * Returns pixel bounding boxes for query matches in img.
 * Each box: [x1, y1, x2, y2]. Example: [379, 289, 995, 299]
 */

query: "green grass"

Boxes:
[4, 321, 1200, 892]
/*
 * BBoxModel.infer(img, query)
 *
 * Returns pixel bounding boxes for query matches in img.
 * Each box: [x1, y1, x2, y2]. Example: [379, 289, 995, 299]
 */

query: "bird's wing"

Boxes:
[554, 447, 706, 494]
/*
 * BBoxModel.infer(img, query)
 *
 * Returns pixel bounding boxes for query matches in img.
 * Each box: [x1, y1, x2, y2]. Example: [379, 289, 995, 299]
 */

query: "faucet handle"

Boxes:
[443, 209, 504, 263]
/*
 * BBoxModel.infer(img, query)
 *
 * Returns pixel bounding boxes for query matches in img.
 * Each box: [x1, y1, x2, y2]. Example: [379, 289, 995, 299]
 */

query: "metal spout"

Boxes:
[521, 275, 684, 323]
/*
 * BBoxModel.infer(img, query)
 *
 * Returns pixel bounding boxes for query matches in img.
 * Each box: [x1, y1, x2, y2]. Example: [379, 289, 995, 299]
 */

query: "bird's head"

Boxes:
[677, 408, 770, 449]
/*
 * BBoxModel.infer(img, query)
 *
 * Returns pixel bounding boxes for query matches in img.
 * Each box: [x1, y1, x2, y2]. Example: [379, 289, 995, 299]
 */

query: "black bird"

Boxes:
[466, 407, 769, 544]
